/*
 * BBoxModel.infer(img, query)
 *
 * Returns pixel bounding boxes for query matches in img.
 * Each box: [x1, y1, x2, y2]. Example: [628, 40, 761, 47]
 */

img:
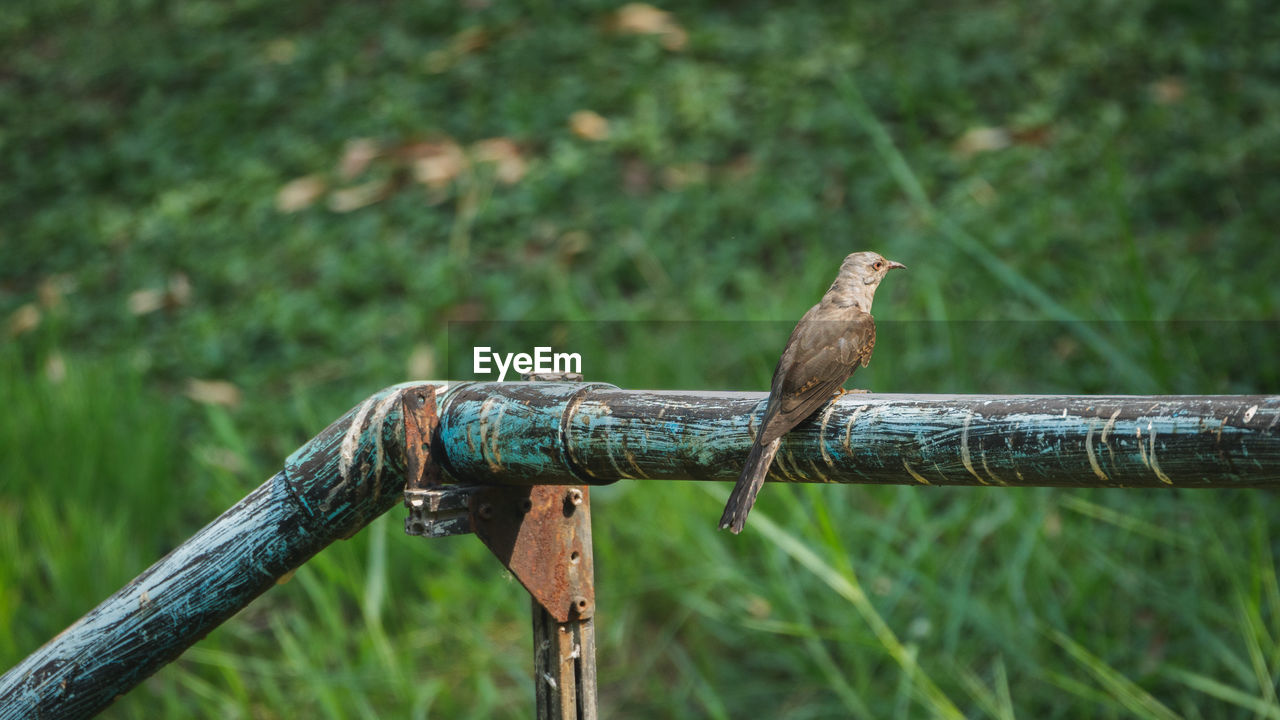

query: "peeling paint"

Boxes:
[1085, 418, 1110, 483]
[902, 458, 931, 485]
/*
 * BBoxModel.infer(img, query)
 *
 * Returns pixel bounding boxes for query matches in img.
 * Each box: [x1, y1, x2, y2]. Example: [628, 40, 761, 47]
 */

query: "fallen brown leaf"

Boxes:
[613, 3, 687, 51]
[472, 138, 526, 184]
[1151, 76, 1185, 105]
[275, 175, 327, 213]
[570, 110, 610, 141]
[411, 141, 468, 188]
[127, 288, 165, 316]
[185, 378, 242, 408]
[167, 273, 192, 308]
[339, 138, 381, 180]
[328, 179, 393, 212]
[953, 126, 1011, 157]
[37, 274, 75, 309]
[8, 303, 40, 336]
[1011, 124, 1053, 147]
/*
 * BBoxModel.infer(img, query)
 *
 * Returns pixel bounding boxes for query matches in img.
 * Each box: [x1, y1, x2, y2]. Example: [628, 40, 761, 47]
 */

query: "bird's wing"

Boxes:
[758, 310, 876, 445]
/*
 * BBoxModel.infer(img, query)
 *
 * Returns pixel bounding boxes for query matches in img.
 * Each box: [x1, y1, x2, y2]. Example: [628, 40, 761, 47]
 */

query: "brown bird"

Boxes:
[719, 251, 906, 533]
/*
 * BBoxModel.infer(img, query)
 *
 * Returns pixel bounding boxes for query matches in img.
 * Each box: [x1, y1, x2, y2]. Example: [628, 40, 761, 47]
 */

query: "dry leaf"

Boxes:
[407, 344, 436, 379]
[8, 303, 40, 336]
[339, 138, 380, 180]
[127, 275, 192, 315]
[411, 141, 468, 188]
[953, 126, 1011, 157]
[276, 175, 327, 213]
[167, 273, 192, 308]
[185, 378, 242, 408]
[1011, 124, 1053, 147]
[1151, 77, 1185, 105]
[472, 138, 526, 184]
[614, 3, 687, 50]
[570, 110, 610, 141]
[127, 289, 165, 316]
[38, 274, 75, 308]
[328, 179, 393, 212]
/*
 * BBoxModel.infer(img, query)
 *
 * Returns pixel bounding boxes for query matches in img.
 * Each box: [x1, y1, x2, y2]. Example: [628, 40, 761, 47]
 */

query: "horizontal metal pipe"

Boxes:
[0, 383, 437, 719]
[437, 383, 1280, 488]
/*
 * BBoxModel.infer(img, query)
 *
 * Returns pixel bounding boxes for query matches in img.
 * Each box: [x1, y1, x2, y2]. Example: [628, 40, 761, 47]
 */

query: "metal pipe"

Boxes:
[437, 383, 1280, 488]
[6, 380, 1279, 717]
[0, 383, 439, 719]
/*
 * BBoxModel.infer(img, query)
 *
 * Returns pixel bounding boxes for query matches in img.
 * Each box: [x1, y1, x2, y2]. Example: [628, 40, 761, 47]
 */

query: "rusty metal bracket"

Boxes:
[404, 484, 594, 622]
[471, 485, 595, 623]
[403, 485, 595, 621]
[404, 486, 477, 538]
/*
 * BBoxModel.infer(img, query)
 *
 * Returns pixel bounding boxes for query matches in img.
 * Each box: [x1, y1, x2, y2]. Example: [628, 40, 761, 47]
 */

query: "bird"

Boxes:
[719, 251, 906, 533]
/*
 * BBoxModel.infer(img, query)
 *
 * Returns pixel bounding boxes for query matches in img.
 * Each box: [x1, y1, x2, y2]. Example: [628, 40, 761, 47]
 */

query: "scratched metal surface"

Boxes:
[0, 382, 434, 720]
[438, 383, 1280, 488]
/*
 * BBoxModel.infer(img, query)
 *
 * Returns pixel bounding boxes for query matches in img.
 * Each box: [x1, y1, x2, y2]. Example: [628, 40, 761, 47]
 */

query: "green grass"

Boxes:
[3, 0, 1280, 716]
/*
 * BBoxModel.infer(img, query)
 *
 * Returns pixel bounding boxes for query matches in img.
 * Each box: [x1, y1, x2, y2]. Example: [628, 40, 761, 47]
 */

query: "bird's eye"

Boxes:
[873, 261, 883, 271]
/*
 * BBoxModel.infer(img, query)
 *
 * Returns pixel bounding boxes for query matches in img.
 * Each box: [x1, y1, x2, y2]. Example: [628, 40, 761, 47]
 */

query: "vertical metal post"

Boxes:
[405, 372, 599, 719]
[523, 371, 597, 720]
[529, 487, 598, 720]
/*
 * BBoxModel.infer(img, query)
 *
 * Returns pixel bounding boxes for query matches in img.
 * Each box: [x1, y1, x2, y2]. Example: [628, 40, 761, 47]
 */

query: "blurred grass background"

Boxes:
[3, 0, 1280, 717]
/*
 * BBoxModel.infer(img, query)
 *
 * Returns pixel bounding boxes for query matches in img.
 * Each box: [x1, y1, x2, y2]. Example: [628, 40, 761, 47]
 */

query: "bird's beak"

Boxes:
[886, 260, 907, 271]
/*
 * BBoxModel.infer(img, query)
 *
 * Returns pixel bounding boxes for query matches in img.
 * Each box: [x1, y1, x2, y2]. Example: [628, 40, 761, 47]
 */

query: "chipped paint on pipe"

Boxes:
[438, 383, 1280, 489]
[0, 383, 436, 720]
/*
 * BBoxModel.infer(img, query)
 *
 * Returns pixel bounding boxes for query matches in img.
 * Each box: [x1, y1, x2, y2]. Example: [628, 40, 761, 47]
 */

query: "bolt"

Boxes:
[567, 489, 584, 506]
[478, 503, 493, 520]
[571, 595, 589, 615]
[520, 498, 533, 513]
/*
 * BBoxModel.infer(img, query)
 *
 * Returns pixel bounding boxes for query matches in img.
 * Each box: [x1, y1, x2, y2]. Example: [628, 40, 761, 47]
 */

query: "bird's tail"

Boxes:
[718, 437, 783, 534]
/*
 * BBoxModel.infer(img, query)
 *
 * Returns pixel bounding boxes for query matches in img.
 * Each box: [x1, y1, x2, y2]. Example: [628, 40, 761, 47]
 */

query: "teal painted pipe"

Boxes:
[0, 383, 437, 719]
[437, 383, 1280, 488]
[6, 381, 1279, 718]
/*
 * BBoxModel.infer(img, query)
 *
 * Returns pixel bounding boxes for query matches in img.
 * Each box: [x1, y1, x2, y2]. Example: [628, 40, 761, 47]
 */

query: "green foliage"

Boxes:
[2, 0, 1279, 716]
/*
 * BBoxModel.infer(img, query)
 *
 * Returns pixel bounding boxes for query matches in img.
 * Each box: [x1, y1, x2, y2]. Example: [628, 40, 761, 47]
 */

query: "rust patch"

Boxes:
[472, 485, 595, 623]
[403, 386, 441, 491]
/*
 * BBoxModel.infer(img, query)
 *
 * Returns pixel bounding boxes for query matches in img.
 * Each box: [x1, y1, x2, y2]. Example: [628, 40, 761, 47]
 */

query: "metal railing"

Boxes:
[3, 380, 1277, 718]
